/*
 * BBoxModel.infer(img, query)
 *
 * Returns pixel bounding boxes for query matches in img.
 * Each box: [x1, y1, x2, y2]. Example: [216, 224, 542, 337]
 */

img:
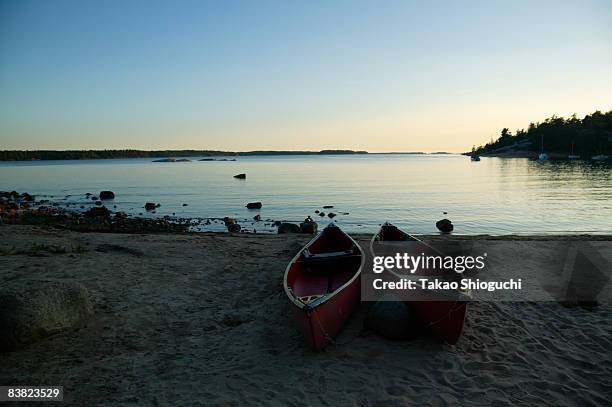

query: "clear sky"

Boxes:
[1, 0, 611, 152]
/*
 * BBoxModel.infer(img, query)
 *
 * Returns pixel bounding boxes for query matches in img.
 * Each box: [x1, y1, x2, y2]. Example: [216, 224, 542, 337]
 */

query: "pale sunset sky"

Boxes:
[1, 0, 611, 152]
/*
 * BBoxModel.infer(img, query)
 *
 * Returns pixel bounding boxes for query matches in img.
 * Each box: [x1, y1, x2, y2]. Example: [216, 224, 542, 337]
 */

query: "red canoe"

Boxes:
[284, 224, 364, 350]
[370, 223, 469, 344]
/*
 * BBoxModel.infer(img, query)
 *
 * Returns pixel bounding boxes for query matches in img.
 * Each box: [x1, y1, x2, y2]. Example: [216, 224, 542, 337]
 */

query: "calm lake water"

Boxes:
[1, 154, 610, 234]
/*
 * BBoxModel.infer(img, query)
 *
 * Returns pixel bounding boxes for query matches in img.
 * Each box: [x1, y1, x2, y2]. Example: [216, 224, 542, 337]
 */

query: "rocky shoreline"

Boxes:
[0, 190, 326, 235]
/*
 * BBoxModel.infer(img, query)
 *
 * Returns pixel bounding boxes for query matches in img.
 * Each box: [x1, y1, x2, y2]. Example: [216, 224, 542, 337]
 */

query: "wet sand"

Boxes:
[1, 225, 611, 405]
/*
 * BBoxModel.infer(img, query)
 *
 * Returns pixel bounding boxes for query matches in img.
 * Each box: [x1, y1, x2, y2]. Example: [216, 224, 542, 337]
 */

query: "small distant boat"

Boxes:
[568, 141, 580, 159]
[591, 154, 609, 161]
[471, 155, 480, 161]
[284, 224, 363, 349]
[370, 223, 469, 344]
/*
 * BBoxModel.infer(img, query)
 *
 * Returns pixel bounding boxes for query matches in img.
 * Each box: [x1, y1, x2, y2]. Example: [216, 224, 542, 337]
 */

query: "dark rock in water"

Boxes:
[228, 223, 241, 233]
[223, 217, 236, 226]
[322, 205, 334, 209]
[365, 300, 420, 340]
[234, 173, 246, 179]
[144, 202, 157, 211]
[327, 212, 336, 219]
[0, 281, 94, 351]
[52, 203, 59, 207]
[175, 158, 191, 162]
[314, 210, 319, 214]
[253, 214, 261, 221]
[436, 218, 454, 233]
[278, 223, 300, 234]
[199, 158, 214, 161]
[80, 205, 85, 209]
[94, 200, 102, 206]
[339, 212, 350, 215]
[85, 192, 92, 196]
[443, 211, 448, 215]
[99, 191, 115, 200]
[274, 220, 282, 227]
[182, 203, 188, 206]
[91, 196, 98, 201]
[300, 217, 318, 234]
[152, 158, 176, 162]
[85, 206, 110, 217]
[246, 202, 262, 209]
[319, 212, 325, 217]
[9, 191, 19, 199]
[21, 192, 34, 201]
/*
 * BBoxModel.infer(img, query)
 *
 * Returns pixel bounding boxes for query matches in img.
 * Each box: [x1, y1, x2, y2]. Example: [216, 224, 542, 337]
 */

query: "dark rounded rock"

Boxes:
[99, 191, 115, 200]
[365, 300, 420, 340]
[21, 192, 34, 202]
[94, 200, 102, 206]
[274, 220, 282, 227]
[233, 173, 246, 179]
[144, 202, 157, 211]
[319, 212, 325, 217]
[300, 217, 318, 234]
[253, 214, 261, 221]
[278, 223, 300, 234]
[246, 202, 262, 209]
[91, 196, 98, 201]
[0, 281, 94, 352]
[182, 203, 188, 206]
[223, 217, 236, 226]
[228, 223, 241, 233]
[322, 205, 334, 209]
[327, 212, 336, 218]
[436, 218, 454, 233]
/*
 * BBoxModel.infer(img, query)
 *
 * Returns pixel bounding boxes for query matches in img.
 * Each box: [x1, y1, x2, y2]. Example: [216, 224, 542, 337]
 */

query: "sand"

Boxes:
[1, 225, 611, 406]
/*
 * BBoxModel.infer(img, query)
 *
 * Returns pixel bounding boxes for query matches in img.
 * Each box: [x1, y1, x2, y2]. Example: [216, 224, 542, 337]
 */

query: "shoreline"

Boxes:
[1, 224, 610, 405]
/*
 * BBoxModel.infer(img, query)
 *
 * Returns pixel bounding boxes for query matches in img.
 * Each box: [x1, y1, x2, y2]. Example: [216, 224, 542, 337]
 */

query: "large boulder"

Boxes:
[436, 218, 454, 233]
[0, 281, 94, 352]
[278, 223, 300, 234]
[365, 300, 420, 340]
[99, 191, 115, 200]
[300, 217, 318, 234]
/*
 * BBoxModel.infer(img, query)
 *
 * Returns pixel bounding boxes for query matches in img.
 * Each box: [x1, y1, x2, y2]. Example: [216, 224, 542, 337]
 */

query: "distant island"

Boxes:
[0, 149, 368, 161]
[470, 110, 612, 158]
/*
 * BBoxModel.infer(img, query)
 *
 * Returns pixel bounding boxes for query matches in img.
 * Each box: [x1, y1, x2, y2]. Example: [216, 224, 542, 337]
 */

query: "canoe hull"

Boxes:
[410, 298, 467, 345]
[284, 224, 363, 350]
[371, 223, 469, 344]
[291, 276, 360, 350]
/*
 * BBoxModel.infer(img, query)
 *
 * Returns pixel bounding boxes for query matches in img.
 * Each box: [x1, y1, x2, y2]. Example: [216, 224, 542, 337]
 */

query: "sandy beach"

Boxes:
[1, 225, 610, 406]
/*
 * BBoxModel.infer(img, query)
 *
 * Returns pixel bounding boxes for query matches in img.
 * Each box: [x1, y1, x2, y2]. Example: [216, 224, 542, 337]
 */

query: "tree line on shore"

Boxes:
[473, 110, 612, 156]
[0, 149, 367, 161]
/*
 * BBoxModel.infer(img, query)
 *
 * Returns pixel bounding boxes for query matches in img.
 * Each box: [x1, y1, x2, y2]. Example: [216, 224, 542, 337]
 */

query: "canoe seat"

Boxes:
[302, 247, 358, 262]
